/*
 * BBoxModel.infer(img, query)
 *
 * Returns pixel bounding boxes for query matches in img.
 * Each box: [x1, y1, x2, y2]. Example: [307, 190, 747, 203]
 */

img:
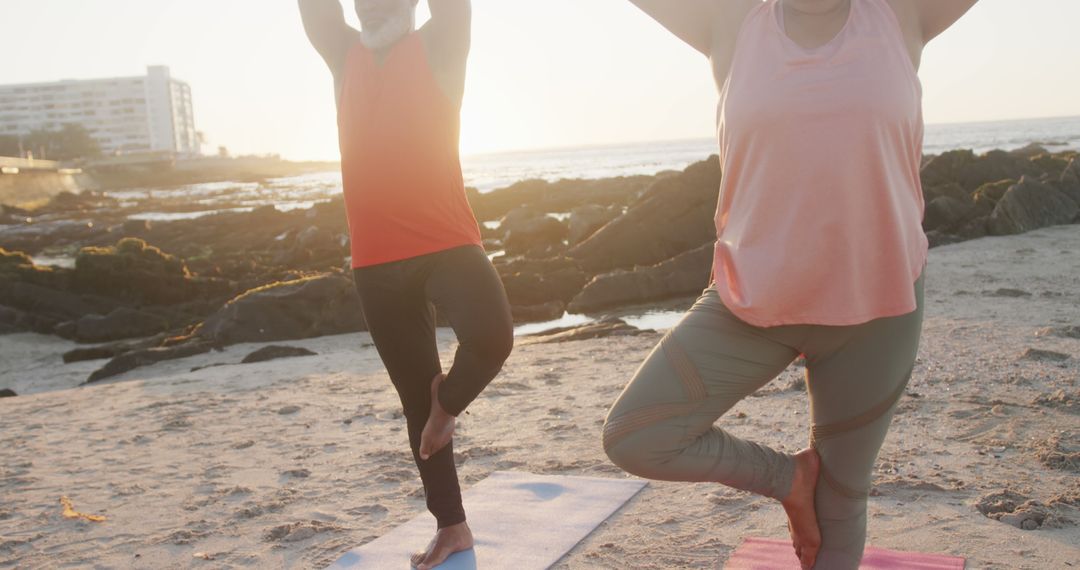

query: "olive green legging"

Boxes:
[603, 271, 925, 569]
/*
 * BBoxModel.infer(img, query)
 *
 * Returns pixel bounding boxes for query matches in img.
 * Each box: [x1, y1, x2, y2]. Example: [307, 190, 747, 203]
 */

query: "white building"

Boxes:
[0, 66, 199, 157]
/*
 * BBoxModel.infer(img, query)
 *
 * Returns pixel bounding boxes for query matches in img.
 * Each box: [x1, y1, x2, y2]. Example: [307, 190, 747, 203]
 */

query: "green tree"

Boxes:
[23, 123, 101, 161]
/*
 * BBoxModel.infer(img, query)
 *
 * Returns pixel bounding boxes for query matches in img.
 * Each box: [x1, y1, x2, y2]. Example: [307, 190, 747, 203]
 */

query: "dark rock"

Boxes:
[1008, 143, 1050, 159]
[62, 346, 124, 363]
[195, 273, 365, 345]
[497, 257, 589, 307]
[62, 307, 170, 343]
[569, 157, 721, 272]
[0, 303, 60, 335]
[121, 219, 152, 236]
[520, 318, 653, 345]
[951, 216, 990, 241]
[972, 179, 1016, 212]
[500, 208, 568, 257]
[0, 281, 117, 323]
[923, 196, 976, 232]
[925, 230, 965, 249]
[86, 341, 216, 383]
[1057, 158, 1080, 208]
[568, 244, 712, 313]
[567, 205, 619, 246]
[469, 176, 654, 223]
[511, 301, 566, 324]
[242, 345, 317, 364]
[921, 149, 1040, 192]
[988, 177, 1079, 236]
[73, 238, 196, 305]
[0, 389, 16, 398]
[1028, 154, 1070, 179]
[923, 183, 970, 204]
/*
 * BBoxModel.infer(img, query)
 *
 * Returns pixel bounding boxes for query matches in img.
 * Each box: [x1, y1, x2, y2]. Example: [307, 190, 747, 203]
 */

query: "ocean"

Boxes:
[51, 115, 1080, 332]
[109, 115, 1080, 223]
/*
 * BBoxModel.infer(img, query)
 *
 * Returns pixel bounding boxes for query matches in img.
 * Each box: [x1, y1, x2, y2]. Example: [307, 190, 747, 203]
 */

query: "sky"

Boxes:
[3, 0, 1079, 160]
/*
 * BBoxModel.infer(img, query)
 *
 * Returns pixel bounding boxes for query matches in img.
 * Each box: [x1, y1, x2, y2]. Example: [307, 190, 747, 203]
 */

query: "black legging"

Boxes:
[352, 244, 514, 528]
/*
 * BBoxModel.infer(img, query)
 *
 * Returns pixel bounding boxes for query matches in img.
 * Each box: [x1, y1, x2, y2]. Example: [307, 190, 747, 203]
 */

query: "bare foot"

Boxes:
[781, 447, 822, 569]
[419, 373, 456, 461]
[410, 522, 474, 569]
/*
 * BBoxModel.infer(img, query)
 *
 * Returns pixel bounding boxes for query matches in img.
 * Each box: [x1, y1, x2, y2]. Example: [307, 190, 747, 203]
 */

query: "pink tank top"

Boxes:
[713, 0, 928, 327]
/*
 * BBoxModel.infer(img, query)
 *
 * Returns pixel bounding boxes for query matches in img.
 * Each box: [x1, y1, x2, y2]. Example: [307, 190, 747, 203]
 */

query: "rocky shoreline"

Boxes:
[1, 144, 1078, 385]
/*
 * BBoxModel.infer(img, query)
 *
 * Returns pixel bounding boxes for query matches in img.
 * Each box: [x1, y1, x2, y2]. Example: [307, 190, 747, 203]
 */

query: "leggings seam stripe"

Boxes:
[661, 335, 709, 401]
[814, 447, 870, 499]
[811, 371, 909, 442]
[603, 402, 699, 450]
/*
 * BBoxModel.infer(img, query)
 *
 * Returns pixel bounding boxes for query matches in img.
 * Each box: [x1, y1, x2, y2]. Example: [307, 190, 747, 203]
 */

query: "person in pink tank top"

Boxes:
[300, 1, 512, 567]
[603, 1, 978, 568]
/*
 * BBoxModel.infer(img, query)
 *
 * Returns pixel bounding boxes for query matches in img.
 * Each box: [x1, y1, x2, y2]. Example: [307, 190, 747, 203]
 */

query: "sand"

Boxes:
[1, 225, 1078, 569]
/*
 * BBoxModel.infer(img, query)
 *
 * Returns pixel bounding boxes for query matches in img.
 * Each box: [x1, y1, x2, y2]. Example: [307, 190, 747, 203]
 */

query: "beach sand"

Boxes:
[1, 225, 1078, 569]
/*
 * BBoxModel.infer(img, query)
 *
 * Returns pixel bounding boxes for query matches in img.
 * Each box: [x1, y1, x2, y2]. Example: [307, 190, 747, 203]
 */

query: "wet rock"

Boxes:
[568, 243, 712, 313]
[497, 257, 589, 307]
[242, 345, 317, 364]
[520, 318, 653, 345]
[569, 157, 721, 273]
[511, 301, 566, 324]
[60, 307, 170, 343]
[0, 303, 59, 335]
[62, 346, 124, 363]
[0, 389, 16, 398]
[61, 332, 169, 364]
[1009, 143, 1051, 159]
[988, 177, 1079, 236]
[195, 273, 365, 345]
[86, 341, 217, 383]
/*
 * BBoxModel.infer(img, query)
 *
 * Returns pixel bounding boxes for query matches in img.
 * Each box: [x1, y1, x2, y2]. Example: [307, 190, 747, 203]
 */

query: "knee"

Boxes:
[602, 422, 670, 480]
[470, 327, 514, 367]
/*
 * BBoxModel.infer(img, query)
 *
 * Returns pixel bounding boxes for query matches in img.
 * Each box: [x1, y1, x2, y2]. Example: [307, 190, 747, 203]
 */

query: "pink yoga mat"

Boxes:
[723, 537, 965, 569]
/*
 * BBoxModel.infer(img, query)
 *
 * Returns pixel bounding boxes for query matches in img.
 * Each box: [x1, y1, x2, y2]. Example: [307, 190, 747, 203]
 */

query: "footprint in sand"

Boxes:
[263, 520, 342, 543]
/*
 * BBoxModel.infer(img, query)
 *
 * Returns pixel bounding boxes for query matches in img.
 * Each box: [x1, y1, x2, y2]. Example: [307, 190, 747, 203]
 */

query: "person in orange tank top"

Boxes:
[299, 1, 511, 567]
[603, 1, 978, 569]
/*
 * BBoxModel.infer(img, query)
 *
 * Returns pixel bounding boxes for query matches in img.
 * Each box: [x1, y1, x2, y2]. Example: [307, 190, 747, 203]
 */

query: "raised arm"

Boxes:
[420, 0, 472, 106]
[425, 0, 471, 58]
[910, 0, 979, 43]
[298, 0, 358, 75]
[627, 0, 721, 55]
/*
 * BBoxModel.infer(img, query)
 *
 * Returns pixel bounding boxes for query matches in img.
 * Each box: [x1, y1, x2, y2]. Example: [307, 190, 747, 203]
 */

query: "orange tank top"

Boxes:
[714, 0, 928, 326]
[337, 32, 483, 268]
